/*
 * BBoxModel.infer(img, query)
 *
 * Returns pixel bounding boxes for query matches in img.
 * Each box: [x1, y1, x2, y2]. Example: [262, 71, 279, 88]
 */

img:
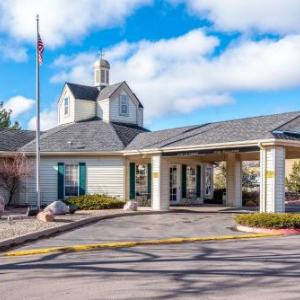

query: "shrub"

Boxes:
[235, 213, 300, 229]
[66, 194, 125, 210]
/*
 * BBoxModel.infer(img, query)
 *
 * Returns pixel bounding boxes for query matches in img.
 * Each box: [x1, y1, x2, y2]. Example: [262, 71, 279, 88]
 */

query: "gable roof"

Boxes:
[66, 82, 99, 101]
[98, 81, 144, 108]
[0, 128, 36, 152]
[65, 81, 144, 108]
[126, 111, 300, 151]
[20, 119, 148, 153]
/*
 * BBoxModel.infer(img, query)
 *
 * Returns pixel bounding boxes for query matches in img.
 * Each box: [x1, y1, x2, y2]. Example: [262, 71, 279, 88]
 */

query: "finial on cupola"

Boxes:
[93, 49, 110, 90]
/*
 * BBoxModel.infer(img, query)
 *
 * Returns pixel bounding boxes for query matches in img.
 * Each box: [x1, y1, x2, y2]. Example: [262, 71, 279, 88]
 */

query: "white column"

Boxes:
[151, 155, 169, 211]
[260, 146, 285, 212]
[226, 153, 242, 208]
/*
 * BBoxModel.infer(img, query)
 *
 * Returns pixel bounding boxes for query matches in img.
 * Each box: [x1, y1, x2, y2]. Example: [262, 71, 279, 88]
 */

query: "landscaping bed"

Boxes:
[235, 213, 300, 235]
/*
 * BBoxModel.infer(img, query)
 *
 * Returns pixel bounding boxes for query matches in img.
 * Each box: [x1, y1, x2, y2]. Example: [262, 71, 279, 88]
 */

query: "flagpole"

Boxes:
[35, 14, 41, 209]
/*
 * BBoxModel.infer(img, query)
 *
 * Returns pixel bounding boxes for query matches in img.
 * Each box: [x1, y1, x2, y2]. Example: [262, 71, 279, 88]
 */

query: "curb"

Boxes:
[236, 225, 300, 235]
[3, 233, 276, 257]
[0, 209, 249, 252]
[0, 210, 166, 252]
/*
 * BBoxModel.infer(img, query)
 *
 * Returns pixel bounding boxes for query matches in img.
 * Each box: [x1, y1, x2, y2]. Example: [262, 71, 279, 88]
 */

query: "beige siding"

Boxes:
[75, 99, 96, 122]
[97, 99, 110, 122]
[21, 157, 125, 206]
[151, 155, 169, 210]
[260, 146, 285, 212]
[110, 92, 137, 124]
[137, 107, 144, 127]
[58, 86, 76, 125]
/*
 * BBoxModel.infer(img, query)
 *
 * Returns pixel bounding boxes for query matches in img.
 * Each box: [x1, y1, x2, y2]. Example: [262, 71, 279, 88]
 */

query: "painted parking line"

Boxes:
[4, 233, 279, 257]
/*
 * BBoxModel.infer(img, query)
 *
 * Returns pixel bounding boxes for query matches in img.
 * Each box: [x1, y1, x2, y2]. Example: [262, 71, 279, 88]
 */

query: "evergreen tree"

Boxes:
[286, 161, 300, 193]
[0, 102, 21, 129]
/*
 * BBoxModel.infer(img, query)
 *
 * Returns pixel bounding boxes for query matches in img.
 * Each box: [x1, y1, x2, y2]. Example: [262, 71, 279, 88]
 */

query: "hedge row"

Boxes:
[66, 194, 125, 210]
[235, 213, 300, 229]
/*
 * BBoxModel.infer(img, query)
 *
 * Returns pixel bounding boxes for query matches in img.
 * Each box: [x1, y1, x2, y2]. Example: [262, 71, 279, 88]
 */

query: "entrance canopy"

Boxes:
[125, 111, 300, 213]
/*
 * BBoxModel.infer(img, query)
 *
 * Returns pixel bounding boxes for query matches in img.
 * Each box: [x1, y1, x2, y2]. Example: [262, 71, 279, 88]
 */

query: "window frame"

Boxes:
[64, 164, 79, 197]
[64, 96, 69, 116]
[119, 94, 129, 116]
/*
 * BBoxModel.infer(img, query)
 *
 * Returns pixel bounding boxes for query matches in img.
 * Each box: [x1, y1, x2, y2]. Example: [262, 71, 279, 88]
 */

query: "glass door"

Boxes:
[186, 166, 197, 201]
[169, 166, 178, 202]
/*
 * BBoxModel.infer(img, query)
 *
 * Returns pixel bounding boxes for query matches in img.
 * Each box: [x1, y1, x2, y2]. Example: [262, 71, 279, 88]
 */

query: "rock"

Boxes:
[0, 195, 5, 214]
[44, 200, 70, 215]
[37, 210, 54, 222]
[69, 204, 78, 214]
[123, 201, 138, 211]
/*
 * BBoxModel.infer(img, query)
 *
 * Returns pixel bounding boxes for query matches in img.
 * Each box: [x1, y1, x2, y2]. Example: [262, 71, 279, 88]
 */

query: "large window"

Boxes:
[119, 94, 129, 116]
[65, 164, 79, 196]
[64, 97, 69, 115]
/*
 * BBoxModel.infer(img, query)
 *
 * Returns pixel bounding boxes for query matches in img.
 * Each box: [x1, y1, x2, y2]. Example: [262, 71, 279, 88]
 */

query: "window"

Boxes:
[64, 97, 69, 115]
[119, 94, 129, 116]
[106, 70, 109, 84]
[65, 164, 79, 196]
[101, 69, 105, 83]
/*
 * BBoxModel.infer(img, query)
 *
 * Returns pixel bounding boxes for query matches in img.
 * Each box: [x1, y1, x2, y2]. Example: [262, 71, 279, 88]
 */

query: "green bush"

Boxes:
[66, 194, 125, 210]
[235, 213, 300, 229]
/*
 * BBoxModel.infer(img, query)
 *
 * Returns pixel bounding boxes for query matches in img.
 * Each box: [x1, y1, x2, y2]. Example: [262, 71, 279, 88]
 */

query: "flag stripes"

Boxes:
[38, 33, 44, 65]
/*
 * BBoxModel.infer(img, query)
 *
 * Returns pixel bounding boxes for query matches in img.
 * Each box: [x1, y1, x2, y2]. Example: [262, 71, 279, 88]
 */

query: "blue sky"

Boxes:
[1, 0, 300, 131]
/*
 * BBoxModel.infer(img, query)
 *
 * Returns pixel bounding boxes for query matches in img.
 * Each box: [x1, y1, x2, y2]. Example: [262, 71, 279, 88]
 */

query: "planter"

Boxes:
[236, 225, 300, 235]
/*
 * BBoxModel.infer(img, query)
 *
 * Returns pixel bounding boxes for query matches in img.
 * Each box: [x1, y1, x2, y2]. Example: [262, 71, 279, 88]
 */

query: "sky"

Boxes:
[1, 0, 300, 131]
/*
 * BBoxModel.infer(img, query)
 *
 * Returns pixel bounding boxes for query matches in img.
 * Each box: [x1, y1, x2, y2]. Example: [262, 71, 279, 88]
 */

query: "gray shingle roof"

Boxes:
[126, 111, 300, 150]
[97, 82, 123, 100]
[0, 128, 36, 151]
[66, 82, 99, 101]
[21, 119, 148, 153]
[66, 81, 144, 108]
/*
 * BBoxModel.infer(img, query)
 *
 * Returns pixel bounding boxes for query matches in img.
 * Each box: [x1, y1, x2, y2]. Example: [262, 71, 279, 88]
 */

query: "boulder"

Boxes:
[37, 210, 54, 222]
[123, 201, 138, 211]
[0, 195, 5, 214]
[44, 200, 70, 215]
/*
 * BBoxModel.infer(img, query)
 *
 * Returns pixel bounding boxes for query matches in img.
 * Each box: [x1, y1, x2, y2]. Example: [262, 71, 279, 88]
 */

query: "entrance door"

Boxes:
[170, 166, 178, 202]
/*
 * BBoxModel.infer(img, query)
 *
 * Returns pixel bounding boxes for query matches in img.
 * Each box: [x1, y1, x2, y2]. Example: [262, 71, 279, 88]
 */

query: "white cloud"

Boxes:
[51, 29, 300, 124]
[172, 0, 300, 34]
[0, 0, 152, 48]
[3, 96, 34, 117]
[0, 40, 27, 62]
[28, 109, 57, 131]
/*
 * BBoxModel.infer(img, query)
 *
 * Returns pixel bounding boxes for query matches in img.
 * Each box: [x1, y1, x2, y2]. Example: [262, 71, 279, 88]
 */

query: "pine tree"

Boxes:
[0, 102, 21, 129]
[286, 161, 300, 193]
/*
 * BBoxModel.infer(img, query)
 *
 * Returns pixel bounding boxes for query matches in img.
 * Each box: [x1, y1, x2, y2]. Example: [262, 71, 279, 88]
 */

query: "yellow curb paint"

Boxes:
[4, 233, 278, 257]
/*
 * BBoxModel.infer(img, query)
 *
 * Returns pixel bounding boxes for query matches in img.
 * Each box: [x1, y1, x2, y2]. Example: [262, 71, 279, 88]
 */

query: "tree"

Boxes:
[286, 161, 300, 193]
[0, 102, 21, 129]
[0, 154, 31, 206]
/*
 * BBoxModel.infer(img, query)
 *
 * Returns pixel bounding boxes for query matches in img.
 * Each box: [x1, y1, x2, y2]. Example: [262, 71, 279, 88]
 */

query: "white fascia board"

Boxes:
[122, 138, 300, 156]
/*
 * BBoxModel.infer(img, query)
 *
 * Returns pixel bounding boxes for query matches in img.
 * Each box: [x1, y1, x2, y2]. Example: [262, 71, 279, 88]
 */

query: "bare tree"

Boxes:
[0, 154, 31, 206]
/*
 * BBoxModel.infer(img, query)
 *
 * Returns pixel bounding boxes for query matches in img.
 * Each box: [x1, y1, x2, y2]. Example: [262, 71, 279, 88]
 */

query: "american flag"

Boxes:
[37, 33, 44, 65]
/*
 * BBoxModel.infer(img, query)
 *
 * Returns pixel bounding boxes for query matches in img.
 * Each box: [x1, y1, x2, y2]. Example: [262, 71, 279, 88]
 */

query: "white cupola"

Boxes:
[93, 57, 110, 89]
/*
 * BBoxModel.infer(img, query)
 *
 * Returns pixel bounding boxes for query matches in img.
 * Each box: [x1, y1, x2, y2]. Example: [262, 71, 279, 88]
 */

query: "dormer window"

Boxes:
[64, 97, 69, 115]
[119, 94, 129, 116]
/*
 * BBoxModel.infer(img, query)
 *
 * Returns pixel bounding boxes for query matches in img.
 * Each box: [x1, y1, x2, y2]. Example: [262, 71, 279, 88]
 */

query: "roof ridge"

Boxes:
[66, 82, 98, 89]
[272, 114, 300, 132]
